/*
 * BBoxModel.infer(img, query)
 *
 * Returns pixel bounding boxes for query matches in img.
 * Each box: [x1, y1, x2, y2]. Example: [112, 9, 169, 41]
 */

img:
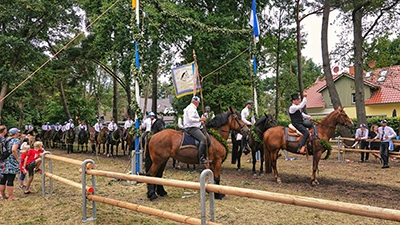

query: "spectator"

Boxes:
[374, 120, 396, 169]
[18, 145, 30, 189]
[0, 127, 21, 200]
[23, 141, 44, 195]
[368, 124, 380, 150]
[352, 123, 369, 162]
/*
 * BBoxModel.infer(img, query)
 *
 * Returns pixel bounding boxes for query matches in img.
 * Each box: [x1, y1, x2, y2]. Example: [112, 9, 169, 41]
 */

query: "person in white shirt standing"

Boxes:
[352, 123, 369, 162]
[374, 120, 396, 169]
[183, 96, 207, 164]
[240, 100, 255, 155]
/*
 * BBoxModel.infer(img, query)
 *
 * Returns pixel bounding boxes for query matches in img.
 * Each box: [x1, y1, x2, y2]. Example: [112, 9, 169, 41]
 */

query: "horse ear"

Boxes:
[264, 112, 267, 117]
[337, 106, 342, 111]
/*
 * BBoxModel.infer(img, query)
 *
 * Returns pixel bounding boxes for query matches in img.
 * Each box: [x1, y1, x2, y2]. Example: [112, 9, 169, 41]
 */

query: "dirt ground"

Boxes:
[2, 147, 400, 225]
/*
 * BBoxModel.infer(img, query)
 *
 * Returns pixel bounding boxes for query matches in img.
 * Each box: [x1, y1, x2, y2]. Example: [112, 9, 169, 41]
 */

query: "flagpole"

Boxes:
[132, 0, 142, 175]
[249, 0, 259, 116]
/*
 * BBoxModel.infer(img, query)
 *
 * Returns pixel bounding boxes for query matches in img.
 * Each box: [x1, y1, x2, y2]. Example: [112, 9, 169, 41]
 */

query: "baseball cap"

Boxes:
[360, 123, 366, 128]
[381, 119, 387, 123]
[9, 128, 21, 135]
[192, 96, 200, 102]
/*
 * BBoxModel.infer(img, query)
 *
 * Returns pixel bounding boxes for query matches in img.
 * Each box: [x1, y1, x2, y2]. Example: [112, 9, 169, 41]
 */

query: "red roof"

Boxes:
[306, 65, 400, 108]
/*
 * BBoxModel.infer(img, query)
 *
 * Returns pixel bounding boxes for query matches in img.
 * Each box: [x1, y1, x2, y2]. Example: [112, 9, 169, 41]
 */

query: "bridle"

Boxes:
[230, 112, 249, 136]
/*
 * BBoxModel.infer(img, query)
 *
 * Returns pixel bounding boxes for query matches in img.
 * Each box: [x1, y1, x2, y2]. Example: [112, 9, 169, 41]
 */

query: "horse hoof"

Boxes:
[215, 193, 225, 200]
[149, 194, 158, 201]
[276, 178, 282, 184]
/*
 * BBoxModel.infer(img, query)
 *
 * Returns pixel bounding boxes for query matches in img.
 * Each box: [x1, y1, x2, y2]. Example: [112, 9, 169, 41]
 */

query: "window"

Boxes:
[351, 93, 356, 104]
[365, 71, 372, 78]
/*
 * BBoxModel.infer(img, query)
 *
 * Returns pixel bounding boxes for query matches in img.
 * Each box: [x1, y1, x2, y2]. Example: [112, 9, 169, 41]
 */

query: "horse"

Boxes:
[78, 128, 90, 153]
[263, 106, 353, 185]
[146, 108, 249, 201]
[248, 113, 277, 175]
[65, 128, 75, 154]
[96, 127, 108, 155]
[89, 127, 96, 154]
[143, 118, 165, 172]
[107, 127, 121, 157]
[52, 129, 63, 149]
[42, 129, 54, 149]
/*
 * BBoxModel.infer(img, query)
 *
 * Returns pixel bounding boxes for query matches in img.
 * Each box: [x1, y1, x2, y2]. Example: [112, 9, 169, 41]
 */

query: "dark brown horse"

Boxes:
[263, 106, 353, 185]
[146, 108, 249, 201]
[249, 113, 277, 175]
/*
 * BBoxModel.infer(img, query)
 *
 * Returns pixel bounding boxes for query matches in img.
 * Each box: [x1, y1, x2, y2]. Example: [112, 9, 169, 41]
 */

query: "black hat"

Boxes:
[291, 94, 300, 101]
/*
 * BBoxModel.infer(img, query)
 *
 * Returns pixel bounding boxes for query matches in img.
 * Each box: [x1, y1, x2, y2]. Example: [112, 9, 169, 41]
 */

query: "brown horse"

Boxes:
[263, 106, 353, 185]
[96, 127, 108, 155]
[146, 108, 249, 201]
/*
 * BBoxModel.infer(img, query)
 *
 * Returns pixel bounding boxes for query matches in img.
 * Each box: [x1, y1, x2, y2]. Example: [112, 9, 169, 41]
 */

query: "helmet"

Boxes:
[56, 122, 59, 125]
[27, 122, 30, 125]
[68, 118, 73, 122]
[46, 122, 50, 125]
[205, 106, 211, 111]
[303, 119, 313, 128]
[246, 100, 254, 105]
[148, 112, 156, 117]
[64, 121, 68, 124]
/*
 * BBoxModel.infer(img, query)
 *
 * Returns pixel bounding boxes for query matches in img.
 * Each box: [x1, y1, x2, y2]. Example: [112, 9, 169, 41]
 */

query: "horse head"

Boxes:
[263, 113, 277, 130]
[335, 106, 353, 128]
[228, 107, 249, 136]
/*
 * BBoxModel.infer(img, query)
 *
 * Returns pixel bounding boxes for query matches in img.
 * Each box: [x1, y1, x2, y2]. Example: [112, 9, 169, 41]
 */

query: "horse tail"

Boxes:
[144, 137, 152, 174]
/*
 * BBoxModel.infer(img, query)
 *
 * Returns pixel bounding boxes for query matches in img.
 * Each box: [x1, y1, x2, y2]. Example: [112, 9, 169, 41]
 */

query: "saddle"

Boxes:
[284, 124, 317, 150]
[179, 131, 210, 149]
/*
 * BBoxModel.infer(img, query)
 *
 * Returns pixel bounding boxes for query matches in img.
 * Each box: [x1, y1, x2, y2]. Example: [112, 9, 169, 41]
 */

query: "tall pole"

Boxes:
[132, 0, 142, 175]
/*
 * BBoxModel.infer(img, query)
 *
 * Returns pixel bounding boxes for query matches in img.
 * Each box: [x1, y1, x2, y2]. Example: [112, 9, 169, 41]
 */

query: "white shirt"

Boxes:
[178, 117, 184, 129]
[183, 103, 202, 128]
[65, 122, 74, 130]
[288, 97, 311, 119]
[61, 125, 66, 132]
[203, 112, 215, 120]
[108, 122, 117, 132]
[376, 125, 396, 142]
[141, 118, 155, 132]
[25, 125, 32, 131]
[42, 125, 48, 131]
[241, 107, 255, 126]
[79, 124, 87, 131]
[94, 122, 103, 132]
[351, 128, 369, 148]
[124, 119, 133, 129]
[54, 125, 62, 131]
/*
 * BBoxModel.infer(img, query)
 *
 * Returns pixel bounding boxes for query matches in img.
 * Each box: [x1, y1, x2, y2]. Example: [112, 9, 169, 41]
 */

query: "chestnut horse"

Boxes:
[146, 108, 249, 201]
[263, 106, 353, 185]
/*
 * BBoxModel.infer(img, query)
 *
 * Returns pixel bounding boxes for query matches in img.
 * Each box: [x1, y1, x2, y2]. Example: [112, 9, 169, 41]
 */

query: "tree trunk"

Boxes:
[113, 65, 118, 122]
[0, 83, 8, 124]
[353, 5, 367, 125]
[295, 1, 304, 102]
[321, 0, 342, 109]
[274, 10, 283, 120]
[152, 69, 158, 114]
[59, 81, 71, 119]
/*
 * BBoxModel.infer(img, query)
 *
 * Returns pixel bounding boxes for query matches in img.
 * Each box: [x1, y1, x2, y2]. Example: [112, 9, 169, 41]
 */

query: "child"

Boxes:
[23, 141, 44, 194]
[18, 145, 30, 189]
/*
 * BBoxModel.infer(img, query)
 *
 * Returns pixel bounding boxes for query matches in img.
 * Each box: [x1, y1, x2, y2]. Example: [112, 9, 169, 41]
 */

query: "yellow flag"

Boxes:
[132, 0, 136, 9]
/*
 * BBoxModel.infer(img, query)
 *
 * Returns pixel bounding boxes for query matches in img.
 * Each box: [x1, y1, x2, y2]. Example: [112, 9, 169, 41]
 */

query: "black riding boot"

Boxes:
[199, 143, 207, 164]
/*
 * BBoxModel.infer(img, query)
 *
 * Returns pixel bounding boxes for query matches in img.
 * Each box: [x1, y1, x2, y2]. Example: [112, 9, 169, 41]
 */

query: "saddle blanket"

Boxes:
[180, 132, 199, 149]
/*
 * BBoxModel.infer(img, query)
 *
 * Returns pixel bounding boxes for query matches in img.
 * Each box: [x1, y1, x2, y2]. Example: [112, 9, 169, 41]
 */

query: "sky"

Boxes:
[302, 11, 342, 69]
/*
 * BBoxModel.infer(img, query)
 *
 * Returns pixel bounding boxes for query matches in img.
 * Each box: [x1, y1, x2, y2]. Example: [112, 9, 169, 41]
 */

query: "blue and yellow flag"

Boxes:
[171, 62, 201, 98]
[132, 0, 136, 9]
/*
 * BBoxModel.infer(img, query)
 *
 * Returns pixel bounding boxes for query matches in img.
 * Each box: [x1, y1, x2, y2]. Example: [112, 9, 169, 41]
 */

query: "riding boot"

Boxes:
[199, 143, 207, 164]
[241, 138, 250, 155]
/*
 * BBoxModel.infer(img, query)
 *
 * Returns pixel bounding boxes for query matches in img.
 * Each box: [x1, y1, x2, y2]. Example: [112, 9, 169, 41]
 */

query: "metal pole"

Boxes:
[200, 169, 215, 225]
[41, 151, 51, 197]
[82, 159, 96, 222]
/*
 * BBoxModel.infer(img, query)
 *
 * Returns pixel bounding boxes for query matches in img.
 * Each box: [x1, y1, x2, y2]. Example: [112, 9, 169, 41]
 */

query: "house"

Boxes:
[306, 65, 400, 118]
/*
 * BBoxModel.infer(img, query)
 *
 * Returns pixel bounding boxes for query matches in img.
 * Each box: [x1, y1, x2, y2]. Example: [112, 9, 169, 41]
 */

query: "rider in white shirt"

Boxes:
[141, 112, 156, 133]
[123, 116, 134, 138]
[240, 100, 255, 155]
[108, 118, 118, 132]
[54, 122, 62, 132]
[65, 119, 75, 131]
[78, 121, 87, 137]
[25, 123, 33, 133]
[94, 119, 103, 143]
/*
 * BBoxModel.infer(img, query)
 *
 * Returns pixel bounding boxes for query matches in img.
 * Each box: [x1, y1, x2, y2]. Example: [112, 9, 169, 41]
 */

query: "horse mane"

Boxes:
[206, 111, 233, 129]
[319, 108, 339, 125]
[255, 115, 266, 126]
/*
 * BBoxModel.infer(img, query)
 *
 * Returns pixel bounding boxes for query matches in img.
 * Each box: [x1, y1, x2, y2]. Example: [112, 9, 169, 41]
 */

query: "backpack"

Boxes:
[0, 138, 11, 162]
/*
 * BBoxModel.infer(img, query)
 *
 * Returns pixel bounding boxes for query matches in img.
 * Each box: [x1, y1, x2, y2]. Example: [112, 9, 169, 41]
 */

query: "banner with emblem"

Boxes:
[171, 62, 201, 98]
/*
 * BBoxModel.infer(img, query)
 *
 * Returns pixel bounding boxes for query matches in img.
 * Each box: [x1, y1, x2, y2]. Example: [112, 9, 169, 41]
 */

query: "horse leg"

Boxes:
[311, 150, 323, 186]
[259, 148, 264, 176]
[209, 162, 225, 199]
[251, 149, 257, 175]
[270, 150, 280, 183]
[155, 161, 168, 197]
[106, 144, 110, 157]
[236, 147, 243, 170]
[146, 159, 167, 201]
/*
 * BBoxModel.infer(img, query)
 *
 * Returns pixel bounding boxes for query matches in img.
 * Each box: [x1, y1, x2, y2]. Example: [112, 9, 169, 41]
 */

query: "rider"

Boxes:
[78, 120, 87, 137]
[123, 116, 134, 138]
[107, 118, 118, 143]
[240, 100, 255, 155]
[183, 96, 207, 164]
[203, 106, 215, 121]
[54, 122, 62, 132]
[288, 91, 313, 154]
[94, 119, 103, 143]
[25, 122, 33, 134]
[65, 119, 75, 131]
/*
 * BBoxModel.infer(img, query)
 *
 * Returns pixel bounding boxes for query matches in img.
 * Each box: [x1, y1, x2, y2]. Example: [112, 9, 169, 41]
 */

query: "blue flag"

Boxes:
[249, 0, 260, 43]
[135, 42, 140, 69]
